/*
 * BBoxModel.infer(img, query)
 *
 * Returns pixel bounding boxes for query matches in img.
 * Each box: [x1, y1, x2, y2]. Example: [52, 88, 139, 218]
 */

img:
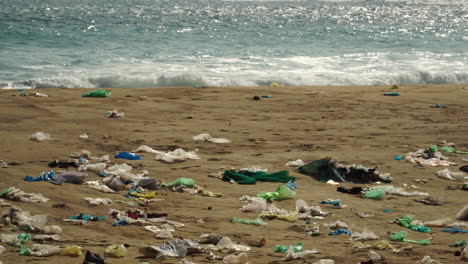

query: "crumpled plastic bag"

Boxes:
[155, 148, 200, 163]
[79, 163, 107, 172]
[296, 199, 329, 218]
[115, 152, 141, 160]
[83, 181, 116, 193]
[223, 252, 248, 263]
[389, 231, 431, 245]
[456, 205, 468, 220]
[82, 198, 112, 205]
[149, 238, 199, 258]
[0, 207, 48, 231]
[369, 186, 429, 196]
[105, 244, 127, 257]
[30, 244, 61, 257]
[106, 109, 124, 118]
[82, 89, 110, 98]
[239, 196, 267, 213]
[350, 228, 379, 241]
[193, 133, 231, 144]
[30, 132, 51, 141]
[285, 159, 305, 167]
[231, 218, 267, 226]
[323, 220, 349, 230]
[0, 187, 49, 203]
[284, 247, 319, 261]
[257, 185, 295, 202]
[436, 168, 467, 181]
[259, 204, 298, 222]
[416, 256, 441, 264]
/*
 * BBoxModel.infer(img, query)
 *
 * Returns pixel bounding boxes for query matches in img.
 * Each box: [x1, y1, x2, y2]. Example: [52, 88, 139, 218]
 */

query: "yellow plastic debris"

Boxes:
[201, 189, 223, 197]
[105, 244, 127, 258]
[129, 191, 156, 199]
[61, 245, 82, 257]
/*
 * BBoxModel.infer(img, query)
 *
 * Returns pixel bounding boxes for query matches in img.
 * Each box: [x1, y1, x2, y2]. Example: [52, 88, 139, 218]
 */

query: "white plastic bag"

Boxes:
[30, 132, 51, 141]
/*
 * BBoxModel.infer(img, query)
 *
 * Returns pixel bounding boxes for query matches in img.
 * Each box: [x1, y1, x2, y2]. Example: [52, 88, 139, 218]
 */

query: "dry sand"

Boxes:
[0, 84, 467, 264]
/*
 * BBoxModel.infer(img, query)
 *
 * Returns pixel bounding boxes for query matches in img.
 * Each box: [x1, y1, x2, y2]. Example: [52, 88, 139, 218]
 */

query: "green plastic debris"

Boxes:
[363, 189, 385, 200]
[164, 177, 196, 187]
[396, 214, 430, 233]
[69, 213, 107, 221]
[231, 218, 267, 226]
[257, 185, 295, 202]
[389, 231, 431, 245]
[82, 89, 111, 98]
[449, 240, 467, 247]
[274, 242, 303, 253]
[223, 170, 295, 184]
[296, 159, 345, 182]
[0, 188, 11, 198]
[440, 146, 468, 154]
[13, 233, 32, 247]
[17, 245, 31, 256]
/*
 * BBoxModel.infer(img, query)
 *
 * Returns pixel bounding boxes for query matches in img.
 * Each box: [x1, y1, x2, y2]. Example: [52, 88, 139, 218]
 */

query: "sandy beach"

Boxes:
[0, 84, 467, 264]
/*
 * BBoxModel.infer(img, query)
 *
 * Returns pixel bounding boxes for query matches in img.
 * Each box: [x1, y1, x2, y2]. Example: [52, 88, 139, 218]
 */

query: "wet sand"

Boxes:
[0, 84, 467, 263]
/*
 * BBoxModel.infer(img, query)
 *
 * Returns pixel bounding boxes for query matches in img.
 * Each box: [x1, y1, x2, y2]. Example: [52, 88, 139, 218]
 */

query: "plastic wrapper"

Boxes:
[157, 229, 173, 239]
[149, 238, 199, 258]
[274, 242, 303, 253]
[257, 185, 295, 202]
[33, 234, 61, 241]
[259, 204, 298, 222]
[416, 256, 441, 264]
[389, 231, 431, 245]
[82, 197, 112, 205]
[363, 189, 384, 200]
[231, 218, 267, 226]
[239, 196, 267, 213]
[105, 244, 127, 257]
[155, 148, 200, 163]
[61, 245, 82, 256]
[83, 181, 116, 193]
[30, 244, 61, 257]
[0, 187, 49, 203]
[193, 133, 231, 144]
[284, 247, 319, 261]
[350, 228, 379, 241]
[30, 132, 51, 141]
[323, 220, 349, 230]
[370, 186, 428, 196]
[285, 159, 305, 167]
[456, 205, 468, 220]
[296, 199, 329, 218]
[165, 178, 196, 187]
[436, 168, 467, 181]
[223, 252, 248, 264]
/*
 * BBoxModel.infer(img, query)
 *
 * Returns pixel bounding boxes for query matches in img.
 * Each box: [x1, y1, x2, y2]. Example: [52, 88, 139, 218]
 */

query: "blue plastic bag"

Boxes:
[115, 152, 142, 160]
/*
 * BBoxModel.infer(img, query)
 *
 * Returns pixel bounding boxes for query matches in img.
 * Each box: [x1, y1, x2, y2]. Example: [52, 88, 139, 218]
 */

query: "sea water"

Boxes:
[0, 0, 467, 89]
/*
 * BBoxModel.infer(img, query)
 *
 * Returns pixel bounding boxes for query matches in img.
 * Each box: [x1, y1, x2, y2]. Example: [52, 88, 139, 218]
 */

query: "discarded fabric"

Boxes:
[223, 170, 295, 184]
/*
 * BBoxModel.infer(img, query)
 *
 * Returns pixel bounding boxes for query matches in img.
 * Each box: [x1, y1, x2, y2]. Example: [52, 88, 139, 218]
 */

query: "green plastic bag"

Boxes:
[389, 231, 431, 245]
[17, 245, 31, 256]
[396, 214, 430, 233]
[440, 146, 468, 154]
[13, 233, 32, 247]
[363, 189, 385, 200]
[274, 242, 303, 253]
[223, 170, 295, 184]
[164, 177, 195, 187]
[82, 89, 111, 98]
[231, 218, 267, 226]
[257, 185, 295, 202]
[449, 240, 467, 247]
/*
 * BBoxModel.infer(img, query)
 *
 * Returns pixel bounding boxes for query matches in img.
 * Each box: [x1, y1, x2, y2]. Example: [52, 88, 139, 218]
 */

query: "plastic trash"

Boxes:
[33, 234, 61, 241]
[257, 185, 295, 202]
[0, 245, 5, 255]
[165, 177, 196, 187]
[231, 218, 267, 226]
[394, 155, 403, 160]
[456, 205, 468, 220]
[115, 152, 142, 160]
[337, 186, 363, 194]
[223, 252, 248, 264]
[61, 245, 82, 257]
[389, 231, 431, 245]
[285, 159, 305, 167]
[105, 244, 127, 257]
[69, 213, 107, 221]
[384, 92, 400, 96]
[274, 242, 303, 253]
[82, 89, 110, 98]
[239, 196, 267, 213]
[224, 170, 295, 185]
[296, 199, 329, 218]
[320, 199, 341, 207]
[462, 246, 468, 261]
[415, 196, 443, 206]
[83, 250, 105, 264]
[0, 186, 49, 203]
[396, 214, 430, 233]
[323, 220, 349, 230]
[83, 181, 116, 193]
[193, 133, 231, 144]
[82, 197, 112, 205]
[449, 240, 467, 247]
[30, 244, 61, 257]
[328, 229, 352, 235]
[149, 238, 199, 258]
[313, 259, 334, 264]
[106, 109, 124, 118]
[79, 163, 107, 172]
[363, 189, 385, 200]
[436, 168, 467, 181]
[30, 131, 51, 141]
[350, 228, 379, 241]
[155, 148, 200, 163]
[259, 204, 298, 222]
[284, 247, 319, 260]
[367, 250, 381, 261]
[157, 229, 173, 239]
[441, 226, 468, 234]
[416, 256, 441, 264]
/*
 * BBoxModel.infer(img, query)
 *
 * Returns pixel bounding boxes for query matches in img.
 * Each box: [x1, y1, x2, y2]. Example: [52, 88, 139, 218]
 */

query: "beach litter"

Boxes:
[285, 159, 305, 167]
[83, 250, 105, 264]
[416, 256, 442, 264]
[19, 92, 48, 97]
[82, 197, 112, 205]
[259, 204, 298, 222]
[296, 158, 391, 183]
[257, 184, 295, 202]
[223, 170, 295, 185]
[405, 145, 456, 166]
[105, 244, 127, 258]
[30, 132, 51, 141]
[436, 168, 467, 181]
[193, 133, 231, 144]
[441, 226, 468, 234]
[350, 228, 379, 241]
[389, 231, 431, 245]
[0, 187, 49, 203]
[114, 151, 142, 160]
[82, 89, 110, 98]
[384, 92, 400, 96]
[106, 109, 124, 118]
[394, 214, 430, 233]
[231, 218, 267, 226]
[223, 252, 248, 263]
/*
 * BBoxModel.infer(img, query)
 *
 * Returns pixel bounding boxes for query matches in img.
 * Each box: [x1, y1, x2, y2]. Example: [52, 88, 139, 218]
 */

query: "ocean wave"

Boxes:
[1, 69, 466, 90]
